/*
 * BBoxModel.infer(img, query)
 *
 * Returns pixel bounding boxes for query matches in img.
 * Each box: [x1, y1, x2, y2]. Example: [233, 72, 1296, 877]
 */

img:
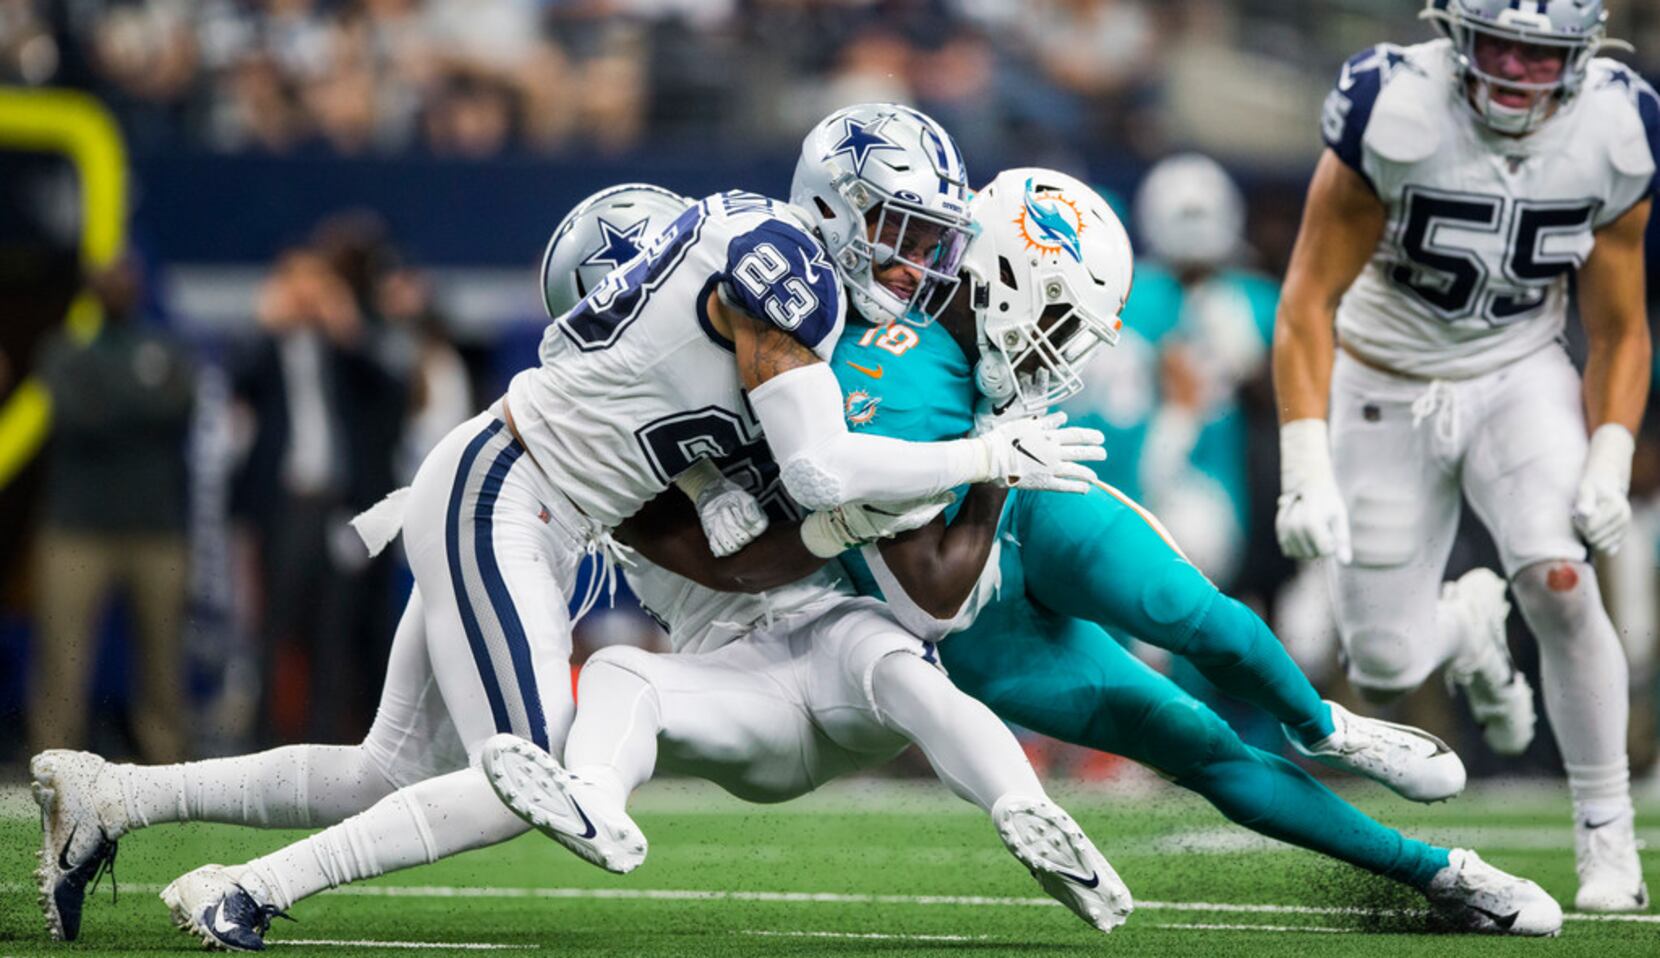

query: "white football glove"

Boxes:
[799, 492, 957, 559]
[674, 459, 769, 558]
[1275, 418, 1352, 564]
[975, 411, 1106, 494]
[1572, 424, 1634, 556]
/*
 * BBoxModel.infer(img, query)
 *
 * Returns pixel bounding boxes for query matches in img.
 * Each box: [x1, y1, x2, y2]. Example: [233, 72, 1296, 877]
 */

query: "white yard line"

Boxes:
[272, 940, 534, 950]
[1151, 922, 1356, 934]
[9, 880, 1657, 924]
[743, 930, 990, 943]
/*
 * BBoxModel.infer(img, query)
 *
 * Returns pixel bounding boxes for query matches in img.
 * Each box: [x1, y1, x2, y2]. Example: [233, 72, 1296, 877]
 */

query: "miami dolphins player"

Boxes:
[1273, 0, 1654, 910]
[488, 169, 1561, 935]
[824, 168, 1560, 934]
[31, 104, 1114, 950]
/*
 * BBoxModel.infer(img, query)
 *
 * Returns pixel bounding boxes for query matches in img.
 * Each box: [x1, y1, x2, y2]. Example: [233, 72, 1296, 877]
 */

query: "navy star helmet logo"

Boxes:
[828, 115, 903, 176]
[580, 217, 650, 271]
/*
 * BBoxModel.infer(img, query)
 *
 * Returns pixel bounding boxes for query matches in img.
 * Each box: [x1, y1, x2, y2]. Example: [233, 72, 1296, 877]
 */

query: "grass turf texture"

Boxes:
[1, 777, 1655, 956]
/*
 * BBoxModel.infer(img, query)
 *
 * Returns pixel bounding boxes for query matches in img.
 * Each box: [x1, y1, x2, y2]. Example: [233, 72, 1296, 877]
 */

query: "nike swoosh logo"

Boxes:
[847, 361, 883, 380]
[57, 824, 77, 871]
[1469, 904, 1519, 931]
[211, 902, 241, 935]
[1011, 438, 1045, 466]
[1052, 867, 1100, 889]
[568, 796, 598, 839]
[1584, 816, 1622, 830]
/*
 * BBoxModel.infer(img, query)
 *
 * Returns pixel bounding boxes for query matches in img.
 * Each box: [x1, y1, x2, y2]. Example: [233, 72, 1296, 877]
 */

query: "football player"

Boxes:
[30, 103, 1111, 949]
[485, 169, 1560, 936]
[1272, 0, 1654, 911]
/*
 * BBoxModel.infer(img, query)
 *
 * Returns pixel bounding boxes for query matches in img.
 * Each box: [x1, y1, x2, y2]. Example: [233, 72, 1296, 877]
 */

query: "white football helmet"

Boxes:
[540, 183, 693, 318]
[965, 168, 1134, 416]
[791, 103, 974, 327]
[1134, 153, 1244, 270]
[1422, 0, 1632, 135]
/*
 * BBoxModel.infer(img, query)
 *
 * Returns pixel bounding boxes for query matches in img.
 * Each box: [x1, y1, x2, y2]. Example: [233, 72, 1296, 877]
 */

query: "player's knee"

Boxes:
[1511, 559, 1610, 654]
[1142, 560, 1223, 652]
[1135, 696, 1237, 780]
[579, 645, 658, 694]
[1342, 627, 1431, 698]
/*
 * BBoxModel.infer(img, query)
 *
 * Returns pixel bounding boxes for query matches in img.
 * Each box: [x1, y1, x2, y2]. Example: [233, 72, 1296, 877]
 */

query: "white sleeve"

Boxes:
[860, 539, 1002, 642]
[749, 363, 992, 511]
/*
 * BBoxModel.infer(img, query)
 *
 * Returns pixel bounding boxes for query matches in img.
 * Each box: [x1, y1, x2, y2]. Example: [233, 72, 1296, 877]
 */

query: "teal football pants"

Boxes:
[1017, 486, 1333, 744]
[940, 605, 1448, 889]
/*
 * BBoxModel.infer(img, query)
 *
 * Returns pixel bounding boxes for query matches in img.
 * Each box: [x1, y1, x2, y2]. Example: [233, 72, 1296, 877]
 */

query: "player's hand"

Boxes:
[1573, 424, 1635, 556]
[695, 477, 769, 557]
[1276, 419, 1352, 563]
[976, 411, 1106, 494]
[674, 460, 769, 557]
[799, 492, 956, 559]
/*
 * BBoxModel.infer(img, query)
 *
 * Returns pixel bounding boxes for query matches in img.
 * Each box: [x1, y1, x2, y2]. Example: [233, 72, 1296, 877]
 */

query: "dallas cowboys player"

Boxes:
[30, 104, 1110, 949]
[484, 195, 1134, 937]
[1273, 0, 1654, 911]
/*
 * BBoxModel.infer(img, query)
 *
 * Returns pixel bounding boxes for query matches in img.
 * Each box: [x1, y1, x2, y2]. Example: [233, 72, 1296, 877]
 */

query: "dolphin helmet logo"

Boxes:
[1014, 177, 1086, 263]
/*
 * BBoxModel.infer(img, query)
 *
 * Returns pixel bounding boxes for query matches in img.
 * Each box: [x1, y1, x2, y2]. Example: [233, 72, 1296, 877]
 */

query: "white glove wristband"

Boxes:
[673, 459, 724, 502]
[1279, 418, 1337, 491]
[799, 510, 854, 559]
[1585, 423, 1635, 495]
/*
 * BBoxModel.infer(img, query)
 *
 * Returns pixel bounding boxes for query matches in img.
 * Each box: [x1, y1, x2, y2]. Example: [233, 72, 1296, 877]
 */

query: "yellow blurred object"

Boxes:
[0, 88, 127, 489]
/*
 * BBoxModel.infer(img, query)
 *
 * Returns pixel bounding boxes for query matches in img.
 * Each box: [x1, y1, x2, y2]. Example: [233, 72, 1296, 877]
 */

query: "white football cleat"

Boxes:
[1441, 569, 1535, 756]
[161, 864, 290, 952]
[1289, 701, 1466, 802]
[481, 733, 647, 874]
[31, 750, 124, 941]
[1574, 810, 1649, 913]
[1425, 849, 1562, 936]
[993, 795, 1132, 934]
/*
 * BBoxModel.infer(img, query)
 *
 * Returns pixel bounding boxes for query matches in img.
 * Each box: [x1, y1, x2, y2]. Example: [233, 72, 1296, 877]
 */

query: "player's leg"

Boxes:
[165, 415, 585, 948]
[813, 603, 1132, 932]
[1462, 348, 1645, 912]
[487, 636, 864, 873]
[1016, 484, 1463, 801]
[943, 613, 1560, 933]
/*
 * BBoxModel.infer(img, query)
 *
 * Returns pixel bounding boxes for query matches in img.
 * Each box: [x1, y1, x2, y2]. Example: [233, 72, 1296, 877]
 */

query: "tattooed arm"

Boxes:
[712, 294, 1030, 511]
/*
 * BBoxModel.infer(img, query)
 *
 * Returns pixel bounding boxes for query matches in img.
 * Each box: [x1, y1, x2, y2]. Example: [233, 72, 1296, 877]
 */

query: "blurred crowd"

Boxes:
[7, 1, 1656, 165]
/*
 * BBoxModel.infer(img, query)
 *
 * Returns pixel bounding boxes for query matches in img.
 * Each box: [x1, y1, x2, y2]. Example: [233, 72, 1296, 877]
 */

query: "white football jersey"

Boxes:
[1322, 39, 1658, 379]
[506, 191, 847, 528]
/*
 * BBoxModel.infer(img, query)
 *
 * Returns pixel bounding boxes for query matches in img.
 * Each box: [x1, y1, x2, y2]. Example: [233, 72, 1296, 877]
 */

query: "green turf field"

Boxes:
[1, 776, 1655, 957]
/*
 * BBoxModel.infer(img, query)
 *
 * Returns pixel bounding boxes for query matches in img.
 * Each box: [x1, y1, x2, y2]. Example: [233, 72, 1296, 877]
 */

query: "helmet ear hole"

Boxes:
[998, 255, 1018, 290]
[814, 196, 837, 220]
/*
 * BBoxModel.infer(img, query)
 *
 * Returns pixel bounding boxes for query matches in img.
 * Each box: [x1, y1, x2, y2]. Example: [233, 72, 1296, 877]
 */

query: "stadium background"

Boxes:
[3, 0, 1660, 791]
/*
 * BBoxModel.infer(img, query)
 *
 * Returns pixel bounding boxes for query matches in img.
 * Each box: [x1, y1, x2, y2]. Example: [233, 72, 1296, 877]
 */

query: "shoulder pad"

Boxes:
[721, 217, 844, 354]
[1588, 65, 1660, 183]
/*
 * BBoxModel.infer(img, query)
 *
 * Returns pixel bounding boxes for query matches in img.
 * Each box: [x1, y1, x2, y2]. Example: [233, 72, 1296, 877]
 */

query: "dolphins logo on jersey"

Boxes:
[1014, 178, 1086, 263]
[844, 389, 882, 427]
[828, 115, 904, 177]
[579, 217, 650, 272]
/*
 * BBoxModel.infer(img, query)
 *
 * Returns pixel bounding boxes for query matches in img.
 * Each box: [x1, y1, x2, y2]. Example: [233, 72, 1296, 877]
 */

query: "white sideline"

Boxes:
[744, 930, 989, 943]
[7, 880, 1657, 924]
[273, 941, 534, 951]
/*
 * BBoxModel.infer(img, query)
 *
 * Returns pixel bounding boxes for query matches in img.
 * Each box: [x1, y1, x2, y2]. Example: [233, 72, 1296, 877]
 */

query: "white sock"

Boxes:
[868, 653, 1045, 812]
[563, 657, 662, 806]
[1512, 561, 1633, 821]
[241, 766, 527, 910]
[109, 745, 399, 833]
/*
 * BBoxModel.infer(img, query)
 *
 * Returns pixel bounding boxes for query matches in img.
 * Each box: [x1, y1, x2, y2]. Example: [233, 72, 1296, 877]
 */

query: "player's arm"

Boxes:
[1270, 149, 1386, 564]
[615, 487, 824, 594]
[1569, 197, 1652, 555]
[1272, 149, 1386, 424]
[1579, 198, 1651, 435]
[869, 483, 1008, 619]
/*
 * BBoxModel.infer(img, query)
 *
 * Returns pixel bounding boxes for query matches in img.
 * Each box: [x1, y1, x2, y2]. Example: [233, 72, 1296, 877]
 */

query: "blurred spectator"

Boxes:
[30, 256, 195, 763]
[230, 242, 409, 744]
[376, 264, 470, 481]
